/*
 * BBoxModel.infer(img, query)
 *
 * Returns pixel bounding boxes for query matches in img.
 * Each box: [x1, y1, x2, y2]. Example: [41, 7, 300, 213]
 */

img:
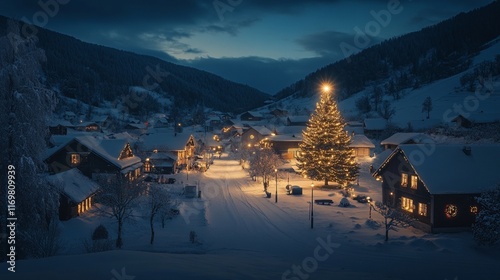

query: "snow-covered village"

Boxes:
[1, 1, 500, 280]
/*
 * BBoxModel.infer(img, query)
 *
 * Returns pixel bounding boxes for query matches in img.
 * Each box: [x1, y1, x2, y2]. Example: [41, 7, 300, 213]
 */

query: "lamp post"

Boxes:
[275, 169, 278, 203]
[311, 183, 314, 229]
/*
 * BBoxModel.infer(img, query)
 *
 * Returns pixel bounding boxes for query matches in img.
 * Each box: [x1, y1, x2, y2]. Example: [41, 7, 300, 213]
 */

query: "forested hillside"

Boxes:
[275, 1, 500, 100]
[0, 16, 270, 114]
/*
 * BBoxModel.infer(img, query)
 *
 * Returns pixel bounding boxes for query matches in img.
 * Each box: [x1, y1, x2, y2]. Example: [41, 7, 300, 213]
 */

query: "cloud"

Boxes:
[296, 30, 382, 59]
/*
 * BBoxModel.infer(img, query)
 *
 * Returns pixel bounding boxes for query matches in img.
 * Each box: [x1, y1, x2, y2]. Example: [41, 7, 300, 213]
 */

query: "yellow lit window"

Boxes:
[401, 197, 414, 212]
[71, 154, 80, 165]
[401, 173, 408, 187]
[418, 203, 427, 216]
[470, 206, 478, 215]
[411, 175, 418, 189]
[250, 134, 255, 139]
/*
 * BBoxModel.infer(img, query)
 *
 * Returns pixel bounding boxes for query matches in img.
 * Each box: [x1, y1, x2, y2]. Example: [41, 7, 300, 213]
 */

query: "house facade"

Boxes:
[373, 144, 500, 232]
[141, 132, 197, 172]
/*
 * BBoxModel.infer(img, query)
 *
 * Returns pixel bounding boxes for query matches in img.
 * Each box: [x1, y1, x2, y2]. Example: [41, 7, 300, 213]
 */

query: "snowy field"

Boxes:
[2, 153, 499, 280]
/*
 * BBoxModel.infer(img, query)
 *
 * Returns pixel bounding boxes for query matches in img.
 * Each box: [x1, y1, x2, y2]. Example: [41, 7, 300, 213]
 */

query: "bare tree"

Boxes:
[372, 201, 414, 242]
[378, 100, 396, 121]
[248, 147, 282, 190]
[147, 185, 171, 245]
[421, 96, 432, 119]
[95, 175, 145, 248]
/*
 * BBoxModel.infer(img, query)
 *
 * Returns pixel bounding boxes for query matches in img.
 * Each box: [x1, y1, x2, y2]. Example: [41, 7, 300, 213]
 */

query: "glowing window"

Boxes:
[401, 197, 414, 212]
[401, 173, 408, 187]
[410, 175, 418, 189]
[249, 134, 255, 139]
[445, 204, 458, 218]
[71, 154, 80, 165]
[418, 203, 427, 216]
[470, 206, 478, 215]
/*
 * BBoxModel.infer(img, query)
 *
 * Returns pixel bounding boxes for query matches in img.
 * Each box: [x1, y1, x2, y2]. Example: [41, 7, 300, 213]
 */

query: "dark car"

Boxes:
[353, 195, 372, 203]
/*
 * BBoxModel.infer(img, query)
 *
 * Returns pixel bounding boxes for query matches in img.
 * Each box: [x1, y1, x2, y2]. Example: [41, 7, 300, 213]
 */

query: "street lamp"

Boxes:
[311, 183, 314, 229]
[275, 169, 278, 203]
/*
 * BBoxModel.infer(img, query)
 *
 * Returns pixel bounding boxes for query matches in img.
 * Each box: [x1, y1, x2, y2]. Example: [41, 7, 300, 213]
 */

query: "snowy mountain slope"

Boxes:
[268, 38, 500, 129]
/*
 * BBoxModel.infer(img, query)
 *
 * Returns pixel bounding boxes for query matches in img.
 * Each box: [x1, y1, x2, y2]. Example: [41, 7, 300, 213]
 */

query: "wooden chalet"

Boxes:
[47, 168, 100, 220]
[141, 132, 196, 172]
[373, 144, 500, 233]
[349, 134, 375, 157]
[240, 126, 272, 149]
[240, 111, 263, 121]
[44, 135, 143, 181]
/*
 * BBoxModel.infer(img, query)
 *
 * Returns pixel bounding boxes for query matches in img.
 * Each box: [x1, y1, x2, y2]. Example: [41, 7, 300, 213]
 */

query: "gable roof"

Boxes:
[287, 116, 309, 123]
[47, 168, 99, 203]
[349, 134, 375, 148]
[375, 144, 500, 194]
[141, 132, 194, 151]
[380, 133, 433, 146]
[452, 112, 500, 124]
[76, 136, 141, 169]
[248, 126, 272, 136]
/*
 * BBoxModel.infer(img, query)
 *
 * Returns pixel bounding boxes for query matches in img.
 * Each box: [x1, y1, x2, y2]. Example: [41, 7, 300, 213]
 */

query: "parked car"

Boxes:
[286, 185, 303, 195]
[353, 195, 372, 203]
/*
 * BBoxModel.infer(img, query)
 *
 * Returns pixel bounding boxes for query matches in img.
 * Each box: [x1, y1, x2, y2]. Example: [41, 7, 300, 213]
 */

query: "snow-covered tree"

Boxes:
[95, 175, 145, 248]
[248, 147, 282, 190]
[296, 84, 359, 187]
[473, 185, 500, 246]
[147, 185, 171, 245]
[372, 201, 414, 242]
[0, 20, 59, 259]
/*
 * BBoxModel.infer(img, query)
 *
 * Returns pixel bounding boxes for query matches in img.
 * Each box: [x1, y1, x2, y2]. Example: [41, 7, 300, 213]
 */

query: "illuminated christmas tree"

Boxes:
[297, 83, 359, 187]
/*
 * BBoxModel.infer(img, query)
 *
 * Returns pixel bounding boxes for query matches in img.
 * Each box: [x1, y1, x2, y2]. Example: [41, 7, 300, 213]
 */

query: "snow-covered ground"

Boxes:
[2, 153, 499, 280]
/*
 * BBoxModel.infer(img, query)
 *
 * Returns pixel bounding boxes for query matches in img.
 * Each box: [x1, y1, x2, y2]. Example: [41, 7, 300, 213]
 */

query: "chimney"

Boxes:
[463, 146, 471, 156]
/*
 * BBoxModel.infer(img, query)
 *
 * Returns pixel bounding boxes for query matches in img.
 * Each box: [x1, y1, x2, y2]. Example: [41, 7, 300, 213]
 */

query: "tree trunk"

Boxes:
[385, 217, 389, 242]
[150, 215, 155, 245]
[116, 219, 123, 248]
[324, 178, 328, 187]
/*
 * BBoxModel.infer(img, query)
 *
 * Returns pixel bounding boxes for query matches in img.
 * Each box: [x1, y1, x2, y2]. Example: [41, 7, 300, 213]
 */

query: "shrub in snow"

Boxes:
[339, 197, 351, 207]
[372, 202, 414, 242]
[92, 224, 109, 240]
[473, 185, 500, 246]
[189, 231, 197, 243]
[84, 225, 113, 253]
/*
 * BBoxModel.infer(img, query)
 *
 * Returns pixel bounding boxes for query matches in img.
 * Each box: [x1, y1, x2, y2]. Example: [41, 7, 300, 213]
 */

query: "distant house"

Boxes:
[47, 168, 100, 220]
[261, 134, 302, 160]
[205, 117, 222, 132]
[380, 133, 433, 150]
[240, 126, 272, 149]
[451, 113, 500, 128]
[240, 111, 263, 121]
[344, 121, 364, 135]
[373, 144, 500, 233]
[363, 118, 387, 136]
[349, 134, 375, 157]
[286, 116, 309, 126]
[144, 152, 177, 174]
[124, 123, 147, 130]
[45, 136, 143, 181]
[48, 120, 73, 135]
[92, 115, 112, 129]
[141, 132, 196, 171]
[75, 122, 100, 132]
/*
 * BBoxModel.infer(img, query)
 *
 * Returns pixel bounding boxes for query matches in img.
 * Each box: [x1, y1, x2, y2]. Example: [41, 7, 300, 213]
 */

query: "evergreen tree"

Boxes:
[296, 84, 359, 188]
[473, 185, 500, 246]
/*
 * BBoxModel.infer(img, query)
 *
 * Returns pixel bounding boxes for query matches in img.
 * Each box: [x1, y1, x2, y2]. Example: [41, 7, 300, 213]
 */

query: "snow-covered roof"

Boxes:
[344, 126, 364, 136]
[126, 123, 146, 129]
[141, 132, 194, 151]
[349, 135, 375, 148]
[49, 120, 74, 127]
[75, 121, 99, 128]
[47, 168, 99, 203]
[76, 136, 142, 169]
[92, 115, 109, 123]
[250, 126, 272, 136]
[380, 133, 432, 146]
[363, 118, 387, 130]
[378, 144, 500, 194]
